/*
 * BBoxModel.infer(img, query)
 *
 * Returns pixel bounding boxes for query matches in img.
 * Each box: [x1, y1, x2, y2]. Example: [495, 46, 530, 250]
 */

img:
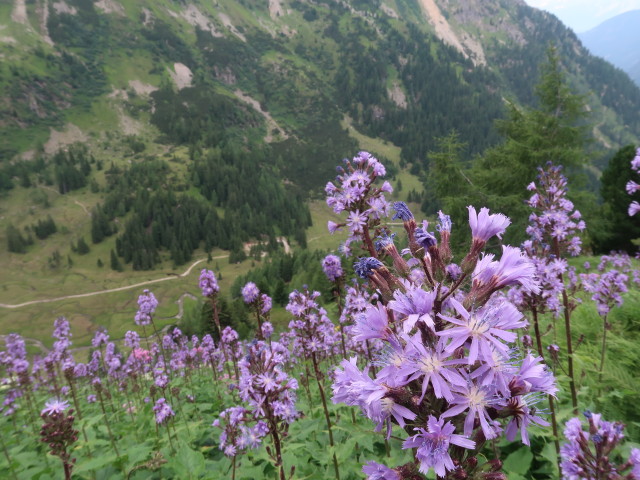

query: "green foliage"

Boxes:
[591, 145, 640, 253]
[76, 236, 90, 255]
[6, 223, 30, 254]
[447, 47, 591, 247]
[33, 215, 57, 240]
[109, 249, 122, 272]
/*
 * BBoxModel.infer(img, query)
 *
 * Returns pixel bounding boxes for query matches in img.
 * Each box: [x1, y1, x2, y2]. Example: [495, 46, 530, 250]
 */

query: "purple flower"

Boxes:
[346, 209, 367, 234]
[438, 298, 525, 365]
[472, 246, 540, 296]
[504, 395, 549, 446]
[42, 399, 70, 416]
[242, 282, 260, 304]
[354, 257, 383, 279]
[199, 269, 219, 297]
[353, 303, 394, 344]
[153, 398, 175, 425]
[322, 254, 343, 282]
[398, 333, 466, 402]
[392, 201, 413, 221]
[626, 180, 640, 195]
[135, 289, 158, 326]
[560, 412, 631, 479]
[91, 328, 109, 348]
[629, 201, 640, 216]
[327, 220, 342, 234]
[362, 461, 400, 480]
[260, 294, 272, 314]
[388, 286, 436, 333]
[261, 322, 274, 339]
[442, 382, 502, 439]
[468, 206, 510, 241]
[403, 416, 475, 477]
[415, 226, 437, 249]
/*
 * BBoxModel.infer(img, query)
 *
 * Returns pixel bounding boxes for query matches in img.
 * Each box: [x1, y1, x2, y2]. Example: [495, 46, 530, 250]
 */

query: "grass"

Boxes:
[0, 246, 259, 349]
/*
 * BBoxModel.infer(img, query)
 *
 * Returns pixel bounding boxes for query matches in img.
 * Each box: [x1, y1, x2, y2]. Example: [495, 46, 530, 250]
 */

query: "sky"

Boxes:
[524, 0, 640, 32]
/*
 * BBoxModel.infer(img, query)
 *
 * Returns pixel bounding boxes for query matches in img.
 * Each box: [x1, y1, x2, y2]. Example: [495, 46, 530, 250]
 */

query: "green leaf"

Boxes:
[503, 447, 533, 476]
[73, 453, 119, 474]
[167, 444, 206, 479]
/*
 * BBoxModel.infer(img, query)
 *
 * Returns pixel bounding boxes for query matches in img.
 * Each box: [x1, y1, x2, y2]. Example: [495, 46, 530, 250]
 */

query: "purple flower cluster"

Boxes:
[134, 289, 158, 326]
[327, 153, 555, 479]
[325, 151, 393, 253]
[213, 339, 298, 462]
[241, 282, 260, 304]
[199, 269, 219, 297]
[153, 397, 175, 425]
[511, 163, 585, 322]
[322, 254, 344, 282]
[580, 254, 635, 317]
[628, 147, 640, 216]
[526, 163, 585, 257]
[286, 288, 340, 358]
[560, 411, 640, 479]
[213, 406, 268, 457]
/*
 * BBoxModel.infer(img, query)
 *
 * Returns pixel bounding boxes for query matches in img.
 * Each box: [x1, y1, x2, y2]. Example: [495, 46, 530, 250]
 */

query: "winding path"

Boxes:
[0, 256, 227, 309]
[0, 293, 198, 355]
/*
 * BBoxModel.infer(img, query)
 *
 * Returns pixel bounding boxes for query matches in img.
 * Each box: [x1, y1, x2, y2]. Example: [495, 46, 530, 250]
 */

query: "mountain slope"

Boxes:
[578, 9, 640, 85]
[1, 0, 640, 274]
[2, 0, 640, 166]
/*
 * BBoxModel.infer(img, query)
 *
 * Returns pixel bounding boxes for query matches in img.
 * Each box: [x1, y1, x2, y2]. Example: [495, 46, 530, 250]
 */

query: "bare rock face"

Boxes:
[416, 0, 535, 67]
[168, 63, 193, 90]
[95, 0, 126, 16]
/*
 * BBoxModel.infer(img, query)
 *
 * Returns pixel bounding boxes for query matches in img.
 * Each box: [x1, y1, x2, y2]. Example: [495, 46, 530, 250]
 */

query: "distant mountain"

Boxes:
[1, 0, 640, 169]
[579, 10, 640, 86]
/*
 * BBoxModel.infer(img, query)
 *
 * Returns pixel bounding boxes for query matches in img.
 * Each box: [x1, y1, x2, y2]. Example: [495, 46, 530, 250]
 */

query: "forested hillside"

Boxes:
[1, 0, 640, 275]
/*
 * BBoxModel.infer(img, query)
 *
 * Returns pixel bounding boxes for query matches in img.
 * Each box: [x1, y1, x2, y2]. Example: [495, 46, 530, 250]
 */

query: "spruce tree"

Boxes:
[110, 249, 123, 272]
[458, 46, 589, 246]
[6, 224, 27, 253]
[76, 236, 90, 255]
[592, 145, 640, 252]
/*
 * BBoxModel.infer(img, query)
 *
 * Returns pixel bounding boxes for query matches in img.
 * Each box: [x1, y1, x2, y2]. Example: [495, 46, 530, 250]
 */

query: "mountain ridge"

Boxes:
[578, 9, 640, 87]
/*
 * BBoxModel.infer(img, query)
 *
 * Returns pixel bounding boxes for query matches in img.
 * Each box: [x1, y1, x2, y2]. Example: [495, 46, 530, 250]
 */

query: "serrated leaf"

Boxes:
[167, 444, 206, 479]
[503, 447, 533, 475]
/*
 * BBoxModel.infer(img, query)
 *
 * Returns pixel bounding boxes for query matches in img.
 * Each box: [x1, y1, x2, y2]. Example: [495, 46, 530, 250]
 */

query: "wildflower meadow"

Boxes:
[2, 150, 640, 479]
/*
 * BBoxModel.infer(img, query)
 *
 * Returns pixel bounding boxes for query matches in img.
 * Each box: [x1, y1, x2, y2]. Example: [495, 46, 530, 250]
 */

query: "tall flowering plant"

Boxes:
[627, 147, 640, 216]
[241, 282, 273, 340]
[327, 152, 557, 479]
[513, 163, 585, 416]
[213, 339, 298, 480]
[560, 411, 640, 479]
[325, 151, 392, 257]
[286, 287, 342, 478]
[580, 253, 638, 387]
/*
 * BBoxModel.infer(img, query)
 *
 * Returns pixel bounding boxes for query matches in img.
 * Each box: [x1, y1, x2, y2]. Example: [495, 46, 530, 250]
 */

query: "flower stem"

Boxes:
[311, 353, 340, 480]
[598, 314, 608, 391]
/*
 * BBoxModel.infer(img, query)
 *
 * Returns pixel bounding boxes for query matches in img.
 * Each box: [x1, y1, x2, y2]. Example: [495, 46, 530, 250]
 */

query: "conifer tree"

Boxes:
[76, 236, 90, 255]
[592, 145, 640, 252]
[438, 46, 590, 246]
[6, 224, 27, 253]
[110, 249, 123, 272]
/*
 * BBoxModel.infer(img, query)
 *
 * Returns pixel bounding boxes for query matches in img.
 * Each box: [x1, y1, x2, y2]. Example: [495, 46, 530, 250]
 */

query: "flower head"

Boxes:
[242, 282, 260, 304]
[199, 269, 219, 297]
[42, 399, 70, 416]
[404, 416, 475, 477]
[322, 254, 343, 282]
[135, 289, 158, 326]
[468, 206, 510, 242]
